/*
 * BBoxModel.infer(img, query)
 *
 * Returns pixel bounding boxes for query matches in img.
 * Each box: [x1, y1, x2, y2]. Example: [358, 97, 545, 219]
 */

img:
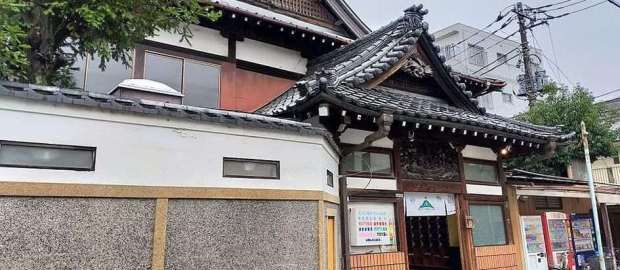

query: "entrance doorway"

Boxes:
[406, 216, 460, 270]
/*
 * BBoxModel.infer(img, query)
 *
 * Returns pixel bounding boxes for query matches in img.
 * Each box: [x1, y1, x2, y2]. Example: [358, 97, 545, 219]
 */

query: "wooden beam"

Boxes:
[151, 198, 169, 270]
[338, 177, 351, 270]
[601, 203, 618, 270]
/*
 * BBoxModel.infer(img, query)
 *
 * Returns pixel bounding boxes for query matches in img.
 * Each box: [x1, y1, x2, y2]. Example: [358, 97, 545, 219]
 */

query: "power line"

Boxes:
[609, 0, 620, 8]
[595, 89, 620, 99]
[448, 29, 520, 66]
[544, 0, 607, 19]
[453, 5, 514, 47]
[479, 53, 521, 76]
[449, 15, 517, 60]
[527, 0, 574, 10]
[533, 0, 588, 12]
[472, 47, 520, 75]
[528, 28, 563, 85]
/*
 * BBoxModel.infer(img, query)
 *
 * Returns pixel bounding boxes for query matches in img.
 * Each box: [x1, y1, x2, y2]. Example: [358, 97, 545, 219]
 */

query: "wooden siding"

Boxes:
[518, 196, 591, 216]
[220, 63, 295, 112]
[475, 245, 519, 270]
[350, 252, 407, 270]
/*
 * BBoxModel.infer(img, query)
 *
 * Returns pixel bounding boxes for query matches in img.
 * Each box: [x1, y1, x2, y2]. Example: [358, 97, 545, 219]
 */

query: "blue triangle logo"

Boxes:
[419, 199, 434, 210]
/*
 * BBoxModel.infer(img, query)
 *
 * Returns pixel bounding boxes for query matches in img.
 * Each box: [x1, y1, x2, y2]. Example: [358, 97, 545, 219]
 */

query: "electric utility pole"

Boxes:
[515, 2, 536, 106]
[581, 121, 607, 270]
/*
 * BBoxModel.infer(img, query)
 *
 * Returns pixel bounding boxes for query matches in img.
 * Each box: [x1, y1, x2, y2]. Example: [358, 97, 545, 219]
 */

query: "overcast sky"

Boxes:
[346, 0, 620, 99]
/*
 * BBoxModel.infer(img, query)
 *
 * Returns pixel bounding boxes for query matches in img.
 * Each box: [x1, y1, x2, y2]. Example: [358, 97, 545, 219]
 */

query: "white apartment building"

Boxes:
[433, 23, 543, 117]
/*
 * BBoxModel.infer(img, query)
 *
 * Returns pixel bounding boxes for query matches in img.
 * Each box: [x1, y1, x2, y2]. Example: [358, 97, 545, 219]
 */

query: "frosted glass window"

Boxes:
[470, 204, 507, 246]
[464, 162, 498, 183]
[144, 52, 183, 91]
[223, 158, 279, 179]
[0, 142, 95, 171]
[342, 151, 393, 176]
[183, 60, 220, 108]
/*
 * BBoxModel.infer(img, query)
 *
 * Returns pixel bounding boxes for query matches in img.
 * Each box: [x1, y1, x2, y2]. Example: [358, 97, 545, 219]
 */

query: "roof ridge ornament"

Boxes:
[316, 69, 337, 91]
[403, 3, 429, 31]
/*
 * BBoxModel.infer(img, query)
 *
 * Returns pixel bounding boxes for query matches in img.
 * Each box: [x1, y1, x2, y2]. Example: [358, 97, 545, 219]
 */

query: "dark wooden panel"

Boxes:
[401, 180, 462, 194]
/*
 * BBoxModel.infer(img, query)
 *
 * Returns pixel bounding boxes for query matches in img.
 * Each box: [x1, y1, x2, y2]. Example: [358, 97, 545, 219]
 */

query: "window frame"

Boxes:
[0, 140, 96, 171]
[73, 50, 135, 92]
[534, 196, 563, 210]
[463, 158, 500, 185]
[502, 93, 513, 104]
[468, 44, 487, 66]
[222, 157, 280, 179]
[327, 170, 334, 187]
[136, 44, 223, 108]
[339, 146, 395, 179]
[469, 202, 510, 247]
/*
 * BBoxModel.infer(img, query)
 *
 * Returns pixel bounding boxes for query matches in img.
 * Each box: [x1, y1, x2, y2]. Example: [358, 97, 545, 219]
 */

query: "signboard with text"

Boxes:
[349, 208, 395, 246]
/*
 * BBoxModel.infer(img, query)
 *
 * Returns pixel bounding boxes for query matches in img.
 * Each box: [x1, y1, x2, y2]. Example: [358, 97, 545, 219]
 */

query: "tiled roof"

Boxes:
[259, 83, 573, 143]
[0, 81, 336, 143]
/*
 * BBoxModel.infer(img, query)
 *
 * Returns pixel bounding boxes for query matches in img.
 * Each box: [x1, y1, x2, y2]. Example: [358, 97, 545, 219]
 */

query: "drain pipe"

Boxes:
[342, 111, 394, 156]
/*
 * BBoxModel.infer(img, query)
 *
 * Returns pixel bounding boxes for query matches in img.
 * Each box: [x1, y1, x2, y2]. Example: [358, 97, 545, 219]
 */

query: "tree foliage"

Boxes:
[507, 84, 619, 176]
[0, 0, 220, 86]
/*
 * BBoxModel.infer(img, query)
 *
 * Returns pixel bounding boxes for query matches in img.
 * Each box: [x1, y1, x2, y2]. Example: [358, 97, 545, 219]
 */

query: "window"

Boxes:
[534, 196, 563, 210]
[144, 51, 220, 108]
[71, 53, 133, 93]
[468, 44, 487, 66]
[497, 53, 508, 65]
[341, 151, 393, 177]
[0, 141, 95, 171]
[327, 170, 334, 187]
[502, 93, 513, 104]
[464, 161, 498, 183]
[442, 44, 456, 60]
[470, 204, 507, 246]
[223, 158, 279, 179]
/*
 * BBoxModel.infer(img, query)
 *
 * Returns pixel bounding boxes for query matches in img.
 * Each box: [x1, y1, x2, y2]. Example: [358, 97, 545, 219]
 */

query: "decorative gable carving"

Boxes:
[399, 139, 459, 181]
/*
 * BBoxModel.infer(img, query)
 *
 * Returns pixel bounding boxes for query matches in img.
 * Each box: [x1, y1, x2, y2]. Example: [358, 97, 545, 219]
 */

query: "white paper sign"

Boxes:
[405, 192, 456, 216]
[349, 208, 396, 246]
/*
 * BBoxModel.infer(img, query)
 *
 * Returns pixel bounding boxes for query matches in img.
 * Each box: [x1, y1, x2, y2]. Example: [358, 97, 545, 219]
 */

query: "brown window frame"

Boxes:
[135, 43, 223, 108]
[340, 146, 395, 179]
[463, 158, 500, 186]
[0, 140, 96, 171]
[222, 157, 280, 180]
[469, 201, 511, 247]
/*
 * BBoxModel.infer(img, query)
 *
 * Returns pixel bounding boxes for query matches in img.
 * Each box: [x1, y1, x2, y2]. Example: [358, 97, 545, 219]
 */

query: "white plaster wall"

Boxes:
[433, 23, 532, 117]
[147, 25, 228, 57]
[462, 145, 497, 161]
[0, 97, 338, 196]
[236, 38, 308, 74]
[346, 177, 396, 190]
[466, 184, 503, 196]
[339, 129, 393, 149]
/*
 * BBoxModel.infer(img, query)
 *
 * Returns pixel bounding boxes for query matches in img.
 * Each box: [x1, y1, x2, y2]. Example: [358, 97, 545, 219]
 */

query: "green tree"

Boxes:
[0, 0, 29, 80]
[507, 84, 619, 176]
[0, 0, 220, 86]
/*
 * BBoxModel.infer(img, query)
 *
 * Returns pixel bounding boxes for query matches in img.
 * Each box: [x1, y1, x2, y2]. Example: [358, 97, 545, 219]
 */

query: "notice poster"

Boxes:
[522, 217, 545, 254]
[349, 208, 395, 246]
[572, 218, 595, 252]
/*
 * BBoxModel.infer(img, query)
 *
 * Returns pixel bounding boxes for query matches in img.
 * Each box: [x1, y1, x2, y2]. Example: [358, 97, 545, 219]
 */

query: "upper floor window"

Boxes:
[502, 93, 513, 104]
[464, 159, 498, 183]
[0, 141, 95, 171]
[71, 53, 133, 93]
[341, 150, 393, 178]
[327, 170, 334, 187]
[496, 53, 508, 65]
[144, 51, 220, 108]
[442, 44, 456, 60]
[468, 44, 487, 66]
